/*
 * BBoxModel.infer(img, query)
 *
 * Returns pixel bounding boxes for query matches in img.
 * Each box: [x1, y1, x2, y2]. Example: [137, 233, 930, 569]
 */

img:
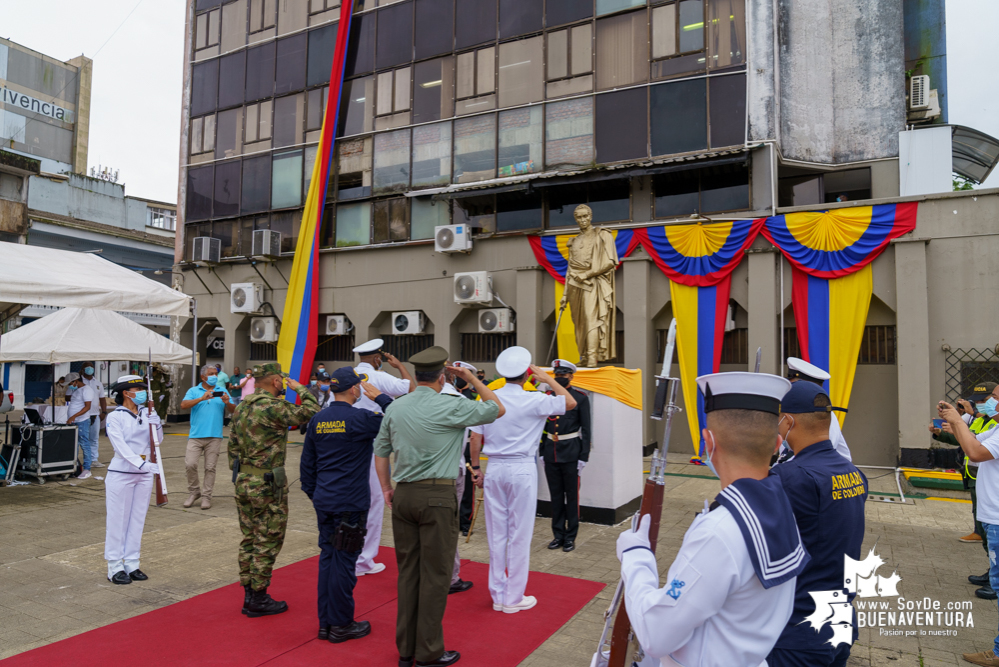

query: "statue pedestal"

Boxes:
[535, 389, 644, 525]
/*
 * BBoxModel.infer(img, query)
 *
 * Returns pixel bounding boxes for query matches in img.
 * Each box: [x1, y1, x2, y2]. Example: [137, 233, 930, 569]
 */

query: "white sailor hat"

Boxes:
[352, 338, 384, 355]
[551, 359, 577, 374]
[111, 374, 146, 393]
[786, 357, 830, 383]
[496, 346, 532, 378]
[452, 360, 478, 373]
[696, 371, 792, 415]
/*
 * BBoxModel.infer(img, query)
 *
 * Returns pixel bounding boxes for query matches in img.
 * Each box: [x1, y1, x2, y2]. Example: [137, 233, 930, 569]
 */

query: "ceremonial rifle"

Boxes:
[546, 301, 567, 364]
[147, 349, 168, 507]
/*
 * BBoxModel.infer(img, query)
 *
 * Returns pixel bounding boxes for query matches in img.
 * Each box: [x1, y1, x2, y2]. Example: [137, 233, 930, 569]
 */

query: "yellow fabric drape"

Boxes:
[487, 368, 643, 411]
[668, 281, 704, 455]
[784, 206, 873, 252]
[553, 278, 580, 365]
[827, 264, 873, 427]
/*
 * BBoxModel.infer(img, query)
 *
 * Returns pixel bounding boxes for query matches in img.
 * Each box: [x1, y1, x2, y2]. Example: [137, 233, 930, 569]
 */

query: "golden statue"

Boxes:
[560, 204, 619, 367]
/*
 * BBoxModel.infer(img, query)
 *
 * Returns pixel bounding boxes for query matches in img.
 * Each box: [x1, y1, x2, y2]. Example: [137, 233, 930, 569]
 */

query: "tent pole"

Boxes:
[192, 297, 198, 388]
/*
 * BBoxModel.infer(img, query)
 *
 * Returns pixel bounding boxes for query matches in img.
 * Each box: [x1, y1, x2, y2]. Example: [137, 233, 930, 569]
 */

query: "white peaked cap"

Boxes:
[452, 361, 478, 373]
[696, 371, 792, 415]
[786, 357, 831, 382]
[552, 359, 577, 373]
[352, 338, 384, 355]
[496, 346, 532, 378]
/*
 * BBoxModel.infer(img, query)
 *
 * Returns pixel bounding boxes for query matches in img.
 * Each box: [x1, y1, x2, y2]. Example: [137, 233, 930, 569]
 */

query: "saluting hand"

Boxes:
[286, 377, 303, 391]
[383, 352, 404, 370]
[361, 381, 382, 401]
[445, 365, 475, 384]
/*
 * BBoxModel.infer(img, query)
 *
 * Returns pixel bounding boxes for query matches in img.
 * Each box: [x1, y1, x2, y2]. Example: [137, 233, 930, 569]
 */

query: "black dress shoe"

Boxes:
[416, 651, 461, 667]
[328, 620, 371, 643]
[976, 584, 997, 600]
[127, 569, 148, 581]
[969, 572, 990, 586]
[318, 625, 330, 640]
[547, 539, 563, 550]
[562, 541, 575, 553]
[109, 571, 131, 585]
[449, 579, 473, 594]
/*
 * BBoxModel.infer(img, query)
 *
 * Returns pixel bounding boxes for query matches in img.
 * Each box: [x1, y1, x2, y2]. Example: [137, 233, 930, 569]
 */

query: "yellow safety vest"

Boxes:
[965, 417, 998, 480]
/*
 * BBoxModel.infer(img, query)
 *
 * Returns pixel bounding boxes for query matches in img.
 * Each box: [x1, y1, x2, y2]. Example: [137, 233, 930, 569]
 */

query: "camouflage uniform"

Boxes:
[150, 368, 172, 414]
[228, 371, 319, 591]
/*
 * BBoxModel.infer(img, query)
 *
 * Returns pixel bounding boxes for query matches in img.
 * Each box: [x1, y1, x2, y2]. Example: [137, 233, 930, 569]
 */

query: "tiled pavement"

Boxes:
[1, 420, 996, 666]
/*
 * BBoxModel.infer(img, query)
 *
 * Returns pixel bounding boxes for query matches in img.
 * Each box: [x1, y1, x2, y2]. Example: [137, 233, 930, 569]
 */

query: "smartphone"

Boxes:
[213, 390, 225, 397]
[932, 418, 945, 428]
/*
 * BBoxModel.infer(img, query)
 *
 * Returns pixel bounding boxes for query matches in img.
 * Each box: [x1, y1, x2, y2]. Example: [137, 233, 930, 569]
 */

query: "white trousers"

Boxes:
[356, 454, 384, 573]
[483, 458, 537, 607]
[452, 464, 465, 585]
[105, 470, 153, 577]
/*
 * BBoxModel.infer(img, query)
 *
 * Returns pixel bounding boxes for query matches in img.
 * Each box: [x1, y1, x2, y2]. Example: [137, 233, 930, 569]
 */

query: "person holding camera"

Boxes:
[180, 364, 235, 509]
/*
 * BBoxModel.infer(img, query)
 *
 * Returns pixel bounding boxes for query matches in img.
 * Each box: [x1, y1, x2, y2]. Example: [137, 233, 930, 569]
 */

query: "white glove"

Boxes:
[616, 513, 652, 562]
[577, 460, 587, 472]
[143, 462, 161, 475]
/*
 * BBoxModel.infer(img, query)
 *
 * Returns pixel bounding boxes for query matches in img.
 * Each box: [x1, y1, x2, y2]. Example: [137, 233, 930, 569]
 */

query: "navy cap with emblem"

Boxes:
[780, 380, 847, 415]
[329, 367, 364, 392]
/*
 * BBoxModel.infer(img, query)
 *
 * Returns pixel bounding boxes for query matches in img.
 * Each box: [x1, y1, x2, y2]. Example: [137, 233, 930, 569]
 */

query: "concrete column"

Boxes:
[747, 249, 779, 374]
[894, 240, 931, 453]
[222, 313, 250, 376]
[516, 268, 545, 362]
[622, 256, 655, 447]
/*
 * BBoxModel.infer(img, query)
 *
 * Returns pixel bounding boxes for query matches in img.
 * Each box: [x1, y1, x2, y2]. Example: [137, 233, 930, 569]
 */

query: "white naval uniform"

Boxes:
[104, 406, 162, 578]
[621, 506, 797, 667]
[470, 383, 566, 607]
[353, 361, 412, 573]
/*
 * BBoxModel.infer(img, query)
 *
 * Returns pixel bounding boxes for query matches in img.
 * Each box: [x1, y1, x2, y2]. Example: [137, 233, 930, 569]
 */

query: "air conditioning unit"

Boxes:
[392, 311, 424, 335]
[252, 229, 282, 258]
[435, 224, 472, 253]
[250, 316, 279, 343]
[909, 75, 929, 110]
[230, 283, 263, 314]
[325, 314, 350, 336]
[192, 237, 221, 265]
[478, 308, 514, 333]
[453, 271, 492, 304]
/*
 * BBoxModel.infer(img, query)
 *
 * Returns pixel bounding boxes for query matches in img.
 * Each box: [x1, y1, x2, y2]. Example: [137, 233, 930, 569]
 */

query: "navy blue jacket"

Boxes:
[771, 439, 867, 650]
[300, 394, 392, 513]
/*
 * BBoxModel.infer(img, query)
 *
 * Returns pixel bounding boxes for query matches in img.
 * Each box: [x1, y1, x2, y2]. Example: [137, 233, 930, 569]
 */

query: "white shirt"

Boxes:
[973, 427, 999, 524]
[829, 412, 851, 461]
[470, 384, 565, 458]
[353, 362, 411, 413]
[84, 377, 105, 417]
[441, 382, 470, 470]
[106, 407, 163, 474]
[67, 384, 96, 423]
[622, 507, 796, 667]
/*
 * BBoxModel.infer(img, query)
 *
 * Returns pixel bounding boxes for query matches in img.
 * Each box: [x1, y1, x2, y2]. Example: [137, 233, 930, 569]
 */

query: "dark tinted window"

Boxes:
[650, 78, 706, 156]
[218, 52, 245, 110]
[245, 42, 276, 102]
[307, 24, 338, 88]
[338, 77, 373, 136]
[546, 0, 592, 27]
[701, 165, 749, 213]
[196, 0, 222, 9]
[377, 2, 414, 70]
[273, 95, 301, 147]
[415, 0, 454, 59]
[413, 58, 451, 123]
[653, 170, 699, 217]
[191, 60, 219, 117]
[373, 198, 410, 243]
[456, 0, 496, 50]
[499, 0, 542, 39]
[589, 179, 630, 223]
[345, 12, 376, 77]
[275, 34, 307, 95]
[213, 160, 241, 218]
[596, 88, 647, 163]
[547, 183, 587, 227]
[496, 190, 542, 231]
[708, 73, 746, 148]
[241, 155, 271, 214]
[186, 165, 214, 221]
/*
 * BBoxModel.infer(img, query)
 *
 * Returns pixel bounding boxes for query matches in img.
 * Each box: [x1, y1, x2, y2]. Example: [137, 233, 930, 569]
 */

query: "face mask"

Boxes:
[310, 380, 318, 386]
[83, 366, 94, 376]
[778, 414, 794, 444]
[985, 397, 999, 417]
[454, 377, 467, 389]
[555, 377, 570, 388]
[206, 375, 218, 386]
[320, 384, 330, 392]
[318, 367, 325, 372]
[703, 430, 719, 477]
[978, 403, 990, 414]
[132, 390, 148, 405]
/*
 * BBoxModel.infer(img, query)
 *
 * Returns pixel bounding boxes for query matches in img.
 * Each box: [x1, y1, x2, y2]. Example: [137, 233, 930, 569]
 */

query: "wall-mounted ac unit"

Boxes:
[392, 311, 424, 335]
[909, 75, 929, 110]
[250, 316, 279, 343]
[252, 229, 282, 258]
[478, 308, 514, 333]
[325, 315, 350, 336]
[453, 271, 492, 304]
[192, 237, 220, 265]
[230, 283, 263, 314]
[435, 224, 472, 253]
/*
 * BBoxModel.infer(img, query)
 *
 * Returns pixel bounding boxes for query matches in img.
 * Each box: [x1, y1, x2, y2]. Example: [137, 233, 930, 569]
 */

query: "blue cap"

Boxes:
[329, 367, 366, 392]
[781, 381, 846, 415]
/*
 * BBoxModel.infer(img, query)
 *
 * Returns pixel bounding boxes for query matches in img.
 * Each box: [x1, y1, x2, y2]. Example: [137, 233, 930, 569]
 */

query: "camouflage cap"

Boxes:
[253, 362, 288, 379]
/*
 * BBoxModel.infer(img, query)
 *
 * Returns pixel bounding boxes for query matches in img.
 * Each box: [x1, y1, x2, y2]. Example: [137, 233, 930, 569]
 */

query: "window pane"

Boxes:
[304, 144, 318, 196]
[196, 12, 209, 50]
[307, 23, 338, 87]
[596, 0, 645, 17]
[546, 0, 592, 27]
[273, 93, 304, 147]
[215, 219, 236, 257]
[336, 202, 372, 246]
[571, 24, 592, 75]
[259, 99, 273, 139]
[547, 75, 594, 97]
[187, 165, 214, 221]
[496, 190, 542, 231]
[498, 106, 541, 175]
[678, 0, 703, 53]
[268, 211, 300, 253]
[547, 183, 587, 227]
[376, 1, 414, 70]
[197, 0, 222, 11]
[214, 160, 242, 218]
[245, 42, 276, 102]
[454, 114, 496, 183]
[412, 121, 452, 188]
[545, 97, 593, 168]
[307, 87, 326, 131]
[477, 46, 495, 95]
[345, 12, 376, 77]
[191, 60, 219, 116]
[456, 94, 496, 115]
[709, 73, 746, 147]
[456, 51, 475, 99]
[394, 67, 411, 111]
[653, 170, 699, 217]
[707, 0, 745, 68]
[215, 107, 243, 159]
[453, 195, 495, 232]
[218, 52, 246, 109]
[413, 57, 453, 123]
[651, 52, 705, 79]
[221, 1, 247, 52]
[373, 128, 411, 193]
[373, 197, 410, 243]
[272, 149, 304, 208]
[456, 0, 496, 50]
[191, 116, 204, 154]
[499, 0, 542, 39]
[498, 36, 542, 107]
[275, 33, 308, 95]
[338, 76, 374, 136]
[588, 178, 630, 222]
[377, 71, 394, 115]
[651, 4, 677, 59]
[411, 197, 448, 239]
[245, 104, 258, 142]
[337, 136, 373, 199]
[596, 87, 647, 163]
[547, 30, 568, 80]
[701, 165, 749, 212]
[415, 0, 454, 59]
[241, 155, 272, 213]
[596, 11, 649, 90]
[650, 78, 706, 155]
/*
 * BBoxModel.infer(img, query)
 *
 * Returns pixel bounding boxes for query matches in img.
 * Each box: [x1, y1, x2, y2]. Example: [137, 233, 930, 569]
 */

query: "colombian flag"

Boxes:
[277, 7, 354, 398]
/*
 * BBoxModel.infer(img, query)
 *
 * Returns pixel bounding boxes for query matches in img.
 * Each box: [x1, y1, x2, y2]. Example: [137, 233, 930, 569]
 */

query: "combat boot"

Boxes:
[245, 587, 289, 617]
[241, 585, 252, 615]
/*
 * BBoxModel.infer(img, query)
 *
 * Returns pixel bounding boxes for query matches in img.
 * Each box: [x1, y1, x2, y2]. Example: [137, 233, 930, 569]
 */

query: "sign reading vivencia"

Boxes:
[1, 86, 73, 123]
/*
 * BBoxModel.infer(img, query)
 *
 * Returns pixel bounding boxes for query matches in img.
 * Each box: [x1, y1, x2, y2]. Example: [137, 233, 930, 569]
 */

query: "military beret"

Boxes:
[254, 362, 287, 378]
[409, 346, 449, 373]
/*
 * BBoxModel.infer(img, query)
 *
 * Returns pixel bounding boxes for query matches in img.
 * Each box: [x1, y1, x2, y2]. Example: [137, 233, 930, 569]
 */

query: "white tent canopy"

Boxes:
[0, 241, 190, 319]
[0, 308, 193, 364]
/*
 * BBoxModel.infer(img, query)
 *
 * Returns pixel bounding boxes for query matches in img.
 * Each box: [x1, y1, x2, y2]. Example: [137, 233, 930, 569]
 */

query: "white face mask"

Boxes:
[703, 430, 719, 478]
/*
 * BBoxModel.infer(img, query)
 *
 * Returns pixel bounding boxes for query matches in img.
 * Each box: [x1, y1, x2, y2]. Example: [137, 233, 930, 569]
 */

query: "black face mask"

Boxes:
[555, 377, 570, 388]
[454, 377, 467, 389]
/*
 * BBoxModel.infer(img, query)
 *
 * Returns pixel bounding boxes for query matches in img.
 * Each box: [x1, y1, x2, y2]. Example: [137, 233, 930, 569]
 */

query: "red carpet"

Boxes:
[2, 549, 604, 667]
